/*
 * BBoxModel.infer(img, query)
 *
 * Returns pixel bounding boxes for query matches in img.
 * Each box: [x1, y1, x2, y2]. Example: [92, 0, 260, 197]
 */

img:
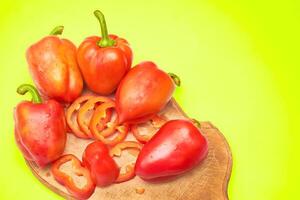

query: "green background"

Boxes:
[0, 0, 299, 199]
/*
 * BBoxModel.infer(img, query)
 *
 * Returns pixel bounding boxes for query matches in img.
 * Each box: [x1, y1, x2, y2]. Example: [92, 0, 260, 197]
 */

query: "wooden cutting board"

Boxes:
[25, 99, 232, 200]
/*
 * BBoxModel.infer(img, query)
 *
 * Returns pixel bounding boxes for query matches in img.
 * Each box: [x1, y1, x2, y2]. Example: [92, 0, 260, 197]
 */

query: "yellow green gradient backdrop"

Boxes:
[0, 0, 299, 199]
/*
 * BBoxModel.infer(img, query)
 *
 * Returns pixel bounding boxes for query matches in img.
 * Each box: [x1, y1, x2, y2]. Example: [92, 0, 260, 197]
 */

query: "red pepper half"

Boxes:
[131, 114, 167, 143]
[14, 84, 66, 167]
[51, 154, 95, 199]
[110, 141, 143, 183]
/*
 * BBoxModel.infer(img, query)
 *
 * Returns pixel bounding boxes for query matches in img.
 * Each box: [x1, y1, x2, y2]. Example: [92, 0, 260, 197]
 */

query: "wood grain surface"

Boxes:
[25, 99, 232, 200]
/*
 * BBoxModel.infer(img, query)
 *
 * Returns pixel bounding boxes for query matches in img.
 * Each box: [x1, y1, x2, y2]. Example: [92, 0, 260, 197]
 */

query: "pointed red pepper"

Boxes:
[14, 84, 66, 167]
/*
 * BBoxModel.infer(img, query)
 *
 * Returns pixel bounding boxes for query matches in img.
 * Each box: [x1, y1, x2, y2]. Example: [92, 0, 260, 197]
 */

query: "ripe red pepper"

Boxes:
[135, 120, 208, 180]
[116, 61, 179, 124]
[77, 10, 132, 95]
[82, 141, 119, 187]
[51, 154, 95, 200]
[26, 26, 83, 103]
[14, 84, 66, 167]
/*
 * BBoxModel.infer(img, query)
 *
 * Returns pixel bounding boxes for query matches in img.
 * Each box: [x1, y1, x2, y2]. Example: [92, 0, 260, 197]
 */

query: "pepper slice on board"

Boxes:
[66, 95, 94, 139]
[131, 114, 167, 143]
[77, 96, 113, 138]
[51, 154, 95, 200]
[90, 101, 129, 146]
[110, 141, 143, 183]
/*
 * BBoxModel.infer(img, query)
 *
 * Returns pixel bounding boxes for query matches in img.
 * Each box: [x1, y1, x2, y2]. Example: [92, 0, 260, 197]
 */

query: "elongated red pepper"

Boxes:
[51, 154, 95, 199]
[116, 61, 180, 124]
[110, 141, 143, 183]
[26, 26, 83, 103]
[77, 10, 132, 95]
[135, 120, 208, 180]
[14, 84, 66, 167]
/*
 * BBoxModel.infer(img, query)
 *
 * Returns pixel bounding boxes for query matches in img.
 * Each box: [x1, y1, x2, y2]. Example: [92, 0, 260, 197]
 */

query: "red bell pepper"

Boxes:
[14, 84, 66, 167]
[82, 141, 119, 187]
[26, 26, 83, 103]
[77, 10, 132, 95]
[110, 141, 143, 183]
[51, 154, 95, 200]
[116, 61, 180, 124]
[135, 120, 208, 180]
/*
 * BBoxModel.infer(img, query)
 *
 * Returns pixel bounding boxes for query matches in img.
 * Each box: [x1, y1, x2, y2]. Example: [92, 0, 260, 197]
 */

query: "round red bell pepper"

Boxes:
[135, 120, 208, 180]
[77, 10, 132, 95]
[51, 154, 95, 200]
[82, 141, 119, 187]
[116, 61, 179, 124]
[14, 84, 66, 167]
[26, 26, 83, 103]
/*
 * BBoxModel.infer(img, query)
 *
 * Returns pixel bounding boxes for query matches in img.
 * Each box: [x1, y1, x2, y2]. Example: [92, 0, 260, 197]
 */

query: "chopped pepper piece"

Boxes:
[131, 114, 167, 143]
[77, 96, 113, 138]
[110, 141, 143, 183]
[51, 154, 95, 200]
[66, 95, 94, 139]
[90, 101, 129, 146]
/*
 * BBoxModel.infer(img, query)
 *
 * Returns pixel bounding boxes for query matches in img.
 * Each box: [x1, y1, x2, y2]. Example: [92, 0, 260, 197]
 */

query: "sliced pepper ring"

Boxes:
[51, 154, 95, 200]
[131, 114, 167, 143]
[77, 96, 113, 138]
[109, 141, 143, 183]
[90, 101, 118, 138]
[90, 101, 129, 146]
[66, 95, 94, 139]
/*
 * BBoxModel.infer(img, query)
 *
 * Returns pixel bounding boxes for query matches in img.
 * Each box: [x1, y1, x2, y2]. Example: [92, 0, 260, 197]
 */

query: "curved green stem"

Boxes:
[168, 73, 181, 87]
[49, 26, 64, 35]
[17, 84, 42, 103]
[94, 10, 115, 47]
[191, 118, 201, 128]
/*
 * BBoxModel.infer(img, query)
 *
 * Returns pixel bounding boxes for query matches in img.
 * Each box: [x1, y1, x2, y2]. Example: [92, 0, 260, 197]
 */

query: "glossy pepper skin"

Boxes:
[26, 26, 83, 103]
[135, 120, 208, 180]
[82, 141, 119, 187]
[77, 10, 132, 95]
[14, 84, 66, 167]
[116, 61, 178, 124]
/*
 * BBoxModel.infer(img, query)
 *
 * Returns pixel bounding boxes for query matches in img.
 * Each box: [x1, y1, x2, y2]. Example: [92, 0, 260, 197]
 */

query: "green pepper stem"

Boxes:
[49, 26, 64, 35]
[94, 10, 115, 47]
[191, 118, 201, 128]
[168, 73, 181, 87]
[17, 84, 42, 103]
